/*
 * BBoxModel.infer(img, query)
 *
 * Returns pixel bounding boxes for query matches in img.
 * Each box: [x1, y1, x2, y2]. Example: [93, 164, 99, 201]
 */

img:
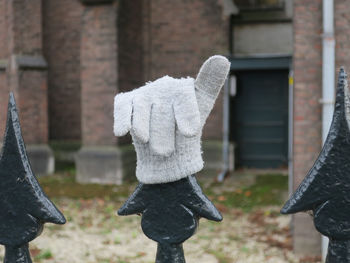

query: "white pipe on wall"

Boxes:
[288, 70, 294, 197]
[321, 0, 335, 261]
[322, 1, 335, 142]
[218, 78, 230, 182]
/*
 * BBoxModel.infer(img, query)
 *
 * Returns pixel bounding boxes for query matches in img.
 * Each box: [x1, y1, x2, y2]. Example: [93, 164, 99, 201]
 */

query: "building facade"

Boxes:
[292, 0, 350, 257]
[0, 0, 230, 182]
[0, 0, 340, 257]
[230, 0, 293, 169]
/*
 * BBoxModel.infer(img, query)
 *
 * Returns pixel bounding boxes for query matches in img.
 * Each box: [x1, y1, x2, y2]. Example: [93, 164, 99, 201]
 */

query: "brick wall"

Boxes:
[42, 0, 229, 143]
[116, 0, 144, 145]
[0, 0, 8, 135]
[293, 0, 350, 255]
[9, 0, 42, 55]
[118, 0, 144, 93]
[335, 0, 350, 71]
[0, 0, 229, 143]
[0, 0, 7, 60]
[293, 0, 323, 255]
[1, 0, 49, 145]
[143, 0, 229, 140]
[0, 70, 8, 135]
[18, 70, 49, 144]
[43, 0, 83, 141]
[80, 2, 118, 146]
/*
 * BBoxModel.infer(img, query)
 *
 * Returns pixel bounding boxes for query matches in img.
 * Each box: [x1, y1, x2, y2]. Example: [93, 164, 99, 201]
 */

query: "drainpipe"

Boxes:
[288, 70, 294, 196]
[218, 1, 239, 182]
[321, 0, 335, 261]
[218, 78, 230, 182]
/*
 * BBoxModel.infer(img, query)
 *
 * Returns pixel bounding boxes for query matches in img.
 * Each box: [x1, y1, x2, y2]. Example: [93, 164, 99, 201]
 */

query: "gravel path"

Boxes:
[0, 198, 309, 263]
[0, 173, 322, 263]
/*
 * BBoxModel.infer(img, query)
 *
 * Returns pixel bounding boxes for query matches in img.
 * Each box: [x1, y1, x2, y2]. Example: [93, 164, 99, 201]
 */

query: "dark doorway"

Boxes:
[230, 70, 289, 168]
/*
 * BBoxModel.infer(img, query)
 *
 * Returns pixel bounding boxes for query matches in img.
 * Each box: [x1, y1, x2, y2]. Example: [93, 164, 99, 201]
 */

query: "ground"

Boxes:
[0, 169, 322, 263]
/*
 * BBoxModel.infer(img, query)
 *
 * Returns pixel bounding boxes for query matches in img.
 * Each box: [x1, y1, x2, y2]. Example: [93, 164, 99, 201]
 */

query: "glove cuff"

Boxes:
[134, 136, 204, 184]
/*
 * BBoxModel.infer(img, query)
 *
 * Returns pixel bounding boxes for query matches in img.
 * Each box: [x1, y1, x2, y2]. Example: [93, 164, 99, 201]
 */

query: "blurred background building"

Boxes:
[0, 0, 348, 258]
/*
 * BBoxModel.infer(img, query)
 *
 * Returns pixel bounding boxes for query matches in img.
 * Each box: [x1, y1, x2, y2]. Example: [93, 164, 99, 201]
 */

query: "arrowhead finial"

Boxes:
[0, 93, 65, 263]
[281, 68, 350, 262]
[281, 67, 350, 214]
[118, 175, 222, 262]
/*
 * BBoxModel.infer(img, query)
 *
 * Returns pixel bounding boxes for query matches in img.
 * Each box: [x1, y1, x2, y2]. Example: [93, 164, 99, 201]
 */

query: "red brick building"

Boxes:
[292, 0, 350, 257]
[1, 0, 343, 257]
[0, 0, 295, 176]
[0, 0, 231, 181]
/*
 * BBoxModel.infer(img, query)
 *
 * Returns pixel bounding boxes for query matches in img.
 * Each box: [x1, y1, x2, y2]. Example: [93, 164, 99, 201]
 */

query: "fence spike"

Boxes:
[118, 174, 222, 263]
[0, 93, 66, 263]
[281, 68, 350, 262]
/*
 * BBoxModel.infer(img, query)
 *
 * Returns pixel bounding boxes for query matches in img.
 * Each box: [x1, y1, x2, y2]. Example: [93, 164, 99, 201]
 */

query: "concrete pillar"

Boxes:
[3, 0, 54, 175]
[76, 0, 129, 184]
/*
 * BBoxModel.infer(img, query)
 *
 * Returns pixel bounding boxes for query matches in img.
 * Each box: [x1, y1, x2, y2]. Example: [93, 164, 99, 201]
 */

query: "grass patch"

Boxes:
[50, 141, 81, 152]
[34, 249, 53, 261]
[38, 173, 287, 211]
[55, 161, 76, 174]
[208, 249, 232, 263]
[207, 174, 288, 211]
[49, 141, 80, 174]
[38, 173, 134, 200]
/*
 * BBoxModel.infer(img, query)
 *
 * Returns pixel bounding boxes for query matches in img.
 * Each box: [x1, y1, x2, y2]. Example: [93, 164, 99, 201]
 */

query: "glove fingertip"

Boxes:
[114, 124, 130, 137]
[195, 55, 230, 97]
[131, 96, 151, 143]
[113, 93, 133, 136]
[132, 126, 150, 143]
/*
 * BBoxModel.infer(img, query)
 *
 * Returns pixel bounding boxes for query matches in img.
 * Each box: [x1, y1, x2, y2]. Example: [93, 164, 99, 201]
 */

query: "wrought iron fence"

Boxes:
[1, 67, 350, 263]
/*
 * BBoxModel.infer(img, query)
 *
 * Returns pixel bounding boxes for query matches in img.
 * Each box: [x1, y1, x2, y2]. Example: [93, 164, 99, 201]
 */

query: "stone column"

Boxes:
[4, 0, 54, 175]
[76, 0, 128, 184]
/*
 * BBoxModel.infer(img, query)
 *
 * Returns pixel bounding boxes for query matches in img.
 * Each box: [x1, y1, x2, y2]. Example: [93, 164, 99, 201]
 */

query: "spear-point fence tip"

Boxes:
[281, 67, 350, 262]
[119, 175, 222, 263]
[0, 93, 66, 263]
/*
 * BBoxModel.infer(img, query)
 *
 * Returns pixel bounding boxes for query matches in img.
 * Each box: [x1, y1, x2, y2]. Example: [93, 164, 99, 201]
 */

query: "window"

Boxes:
[234, 0, 284, 10]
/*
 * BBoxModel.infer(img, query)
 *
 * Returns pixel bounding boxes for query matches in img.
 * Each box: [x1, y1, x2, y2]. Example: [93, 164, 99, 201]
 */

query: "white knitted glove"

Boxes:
[114, 55, 230, 184]
[114, 76, 201, 156]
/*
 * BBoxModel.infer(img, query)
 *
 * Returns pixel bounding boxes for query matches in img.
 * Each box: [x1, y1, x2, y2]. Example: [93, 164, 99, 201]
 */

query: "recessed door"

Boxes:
[230, 70, 289, 168]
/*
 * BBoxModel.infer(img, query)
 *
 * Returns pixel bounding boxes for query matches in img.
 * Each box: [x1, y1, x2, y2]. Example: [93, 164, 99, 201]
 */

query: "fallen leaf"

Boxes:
[218, 195, 227, 201]
[215, 203, 228, 213]
[30, 248, 41, 258]
[244, 191, 252, 197]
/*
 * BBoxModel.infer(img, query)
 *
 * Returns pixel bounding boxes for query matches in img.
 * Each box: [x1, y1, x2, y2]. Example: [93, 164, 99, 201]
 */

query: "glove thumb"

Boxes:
[194, 55, 230, 125]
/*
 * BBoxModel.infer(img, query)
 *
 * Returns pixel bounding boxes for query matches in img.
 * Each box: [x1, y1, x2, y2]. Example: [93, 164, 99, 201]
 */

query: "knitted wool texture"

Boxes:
[114, 55, 230, 184]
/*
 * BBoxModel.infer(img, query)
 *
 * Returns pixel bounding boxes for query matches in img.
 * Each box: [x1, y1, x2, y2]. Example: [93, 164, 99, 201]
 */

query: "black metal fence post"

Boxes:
[0, 93, 66, 263]
[281, 68, 350, 262]
[118, 175, 222, 263]
[155, 243, 185, 263]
